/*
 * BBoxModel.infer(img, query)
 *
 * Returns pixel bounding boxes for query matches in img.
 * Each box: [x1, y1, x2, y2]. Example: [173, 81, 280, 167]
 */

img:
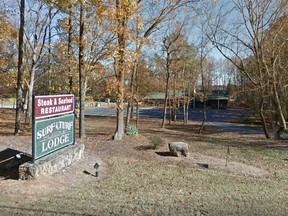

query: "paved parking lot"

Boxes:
[85, 106, 262, 135]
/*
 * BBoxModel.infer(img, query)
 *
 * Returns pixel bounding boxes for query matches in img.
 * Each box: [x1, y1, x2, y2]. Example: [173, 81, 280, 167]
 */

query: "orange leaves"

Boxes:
[105, 77, 118, 96]
[52, 0, 77, 8]
[0, 15, 17, 43]
[122, 0, 138, 17]
[0, 15, 17, 95]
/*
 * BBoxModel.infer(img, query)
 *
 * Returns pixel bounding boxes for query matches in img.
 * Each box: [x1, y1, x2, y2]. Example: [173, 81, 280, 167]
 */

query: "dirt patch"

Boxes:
[0, 109, 273, 199]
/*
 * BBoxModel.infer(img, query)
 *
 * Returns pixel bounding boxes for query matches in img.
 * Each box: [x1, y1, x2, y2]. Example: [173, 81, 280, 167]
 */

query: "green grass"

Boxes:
[1, 156, 287, 215]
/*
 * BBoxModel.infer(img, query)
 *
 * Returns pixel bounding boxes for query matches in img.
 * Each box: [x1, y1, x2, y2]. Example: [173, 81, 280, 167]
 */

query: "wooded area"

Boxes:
[0, 0, 288, 139]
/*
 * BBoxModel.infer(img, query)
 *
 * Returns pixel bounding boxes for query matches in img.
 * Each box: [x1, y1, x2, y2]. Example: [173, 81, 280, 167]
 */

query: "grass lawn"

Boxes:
[1, 155, 287, 215]
[0, 110, 287, 215]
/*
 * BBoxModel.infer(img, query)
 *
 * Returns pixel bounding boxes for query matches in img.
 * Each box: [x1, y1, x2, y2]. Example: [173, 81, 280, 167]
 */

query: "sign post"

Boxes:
[32, 94, 75, 162]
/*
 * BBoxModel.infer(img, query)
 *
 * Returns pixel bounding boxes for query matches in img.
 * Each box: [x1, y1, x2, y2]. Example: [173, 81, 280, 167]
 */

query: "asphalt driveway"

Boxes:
[85, 106, 262, 135]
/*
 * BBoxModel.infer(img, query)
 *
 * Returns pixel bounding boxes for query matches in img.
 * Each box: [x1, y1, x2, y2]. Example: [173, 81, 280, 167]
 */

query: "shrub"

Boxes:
[125, 125, 138, 136]
[149, 136, 165, 150]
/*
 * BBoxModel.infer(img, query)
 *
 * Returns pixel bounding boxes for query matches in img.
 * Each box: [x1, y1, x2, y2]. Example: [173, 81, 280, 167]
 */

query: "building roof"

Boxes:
[205, 90, 229, 101]
[144, 91, 184, 100]
[144, 92, 166, 100]
[144, 90, 229, 101]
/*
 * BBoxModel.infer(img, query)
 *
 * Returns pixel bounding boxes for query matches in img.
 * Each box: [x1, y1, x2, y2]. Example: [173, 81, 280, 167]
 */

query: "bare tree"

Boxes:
[194, 13, 214, 134]
[24, 0, 50, 125]
[205, 0, 288, 138]
[125, 0, 199, 128]
[161, 26, 184, 128]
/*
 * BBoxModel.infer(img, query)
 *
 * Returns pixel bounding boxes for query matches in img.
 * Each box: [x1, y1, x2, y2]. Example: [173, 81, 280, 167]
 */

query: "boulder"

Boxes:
[277, 128, 288, 140]
[168, 142, 189, 157]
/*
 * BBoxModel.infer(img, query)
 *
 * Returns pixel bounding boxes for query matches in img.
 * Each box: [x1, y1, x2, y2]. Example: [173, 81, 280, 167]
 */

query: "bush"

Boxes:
[149, 136, 165, 150]
[125, 125, 138, 136]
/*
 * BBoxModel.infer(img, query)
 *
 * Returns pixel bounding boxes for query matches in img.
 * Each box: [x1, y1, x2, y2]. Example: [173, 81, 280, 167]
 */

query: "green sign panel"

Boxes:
[33, 113, 75, 160]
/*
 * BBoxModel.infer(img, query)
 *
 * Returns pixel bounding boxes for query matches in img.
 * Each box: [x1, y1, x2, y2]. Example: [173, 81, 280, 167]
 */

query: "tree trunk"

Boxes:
[113, 0, 126, 140]
[271, 112, 278, 139]
[199, 55, 207, 135]
[182, 64, 187, 125]
[185, 98, 190, 124]
[272, 82, 286, 130]
[15, 0, 25, 135]
[135, 76, 140, 128]
[25, 34, 38, 125]
[172, 75, 177, 122]
[25, 65, 36, 125]
[79, 0, 86, 138]
[136, 101, 139, 128]
[68, 5, 73, 94]
[198, 97, 207, 134]
[125, 59, 138, 128]
[161, 93, 168, 128]
[125, 102, 131, 128]
[48, 6, 52, 95]
[259, 96, 270, 139]
[183, 95, 186, 124]
[161, 71, 170, 128]
[168, 88, 172, 125]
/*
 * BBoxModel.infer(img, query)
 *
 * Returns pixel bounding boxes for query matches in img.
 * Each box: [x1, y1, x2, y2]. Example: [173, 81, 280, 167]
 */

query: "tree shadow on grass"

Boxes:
[0, 148, 31, 180]
[155, 151, 175, 157]
[134, 145, 155, 151]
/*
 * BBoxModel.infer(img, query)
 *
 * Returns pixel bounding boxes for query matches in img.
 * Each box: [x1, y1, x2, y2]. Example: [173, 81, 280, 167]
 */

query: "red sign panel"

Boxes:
[34, 94, 75, 119]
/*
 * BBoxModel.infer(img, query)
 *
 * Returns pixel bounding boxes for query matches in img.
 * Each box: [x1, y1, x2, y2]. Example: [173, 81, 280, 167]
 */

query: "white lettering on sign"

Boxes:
[34, 95, 74, 119]
[37, 97, 73, 107]
[58, 97, 73, 105]
[36, 121, 73, 139]
[33, 112, 75, 160]
[41, 134, 70, 152]
[37, 98, 53, 107]
[40, 105, 72, 115]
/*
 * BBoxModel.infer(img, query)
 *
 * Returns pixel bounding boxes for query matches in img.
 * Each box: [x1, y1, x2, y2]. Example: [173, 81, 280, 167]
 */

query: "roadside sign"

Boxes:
[34, 94, 75, 119]
[32, 94, 75, 161]
[33, 113, 75, 160]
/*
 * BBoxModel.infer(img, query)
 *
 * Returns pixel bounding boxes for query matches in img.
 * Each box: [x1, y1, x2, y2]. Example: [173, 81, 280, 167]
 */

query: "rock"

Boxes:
[277, 128, 288, 140]
[168, 142, 189, 157]
[19, 143, 85, 180]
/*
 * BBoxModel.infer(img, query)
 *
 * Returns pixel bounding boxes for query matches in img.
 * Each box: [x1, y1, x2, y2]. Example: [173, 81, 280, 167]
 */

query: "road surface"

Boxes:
[85, 106, 262, 135]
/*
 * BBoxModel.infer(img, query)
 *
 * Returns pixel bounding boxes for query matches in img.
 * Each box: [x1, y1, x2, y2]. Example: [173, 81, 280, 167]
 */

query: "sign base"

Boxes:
[19, 143, 84, 180]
